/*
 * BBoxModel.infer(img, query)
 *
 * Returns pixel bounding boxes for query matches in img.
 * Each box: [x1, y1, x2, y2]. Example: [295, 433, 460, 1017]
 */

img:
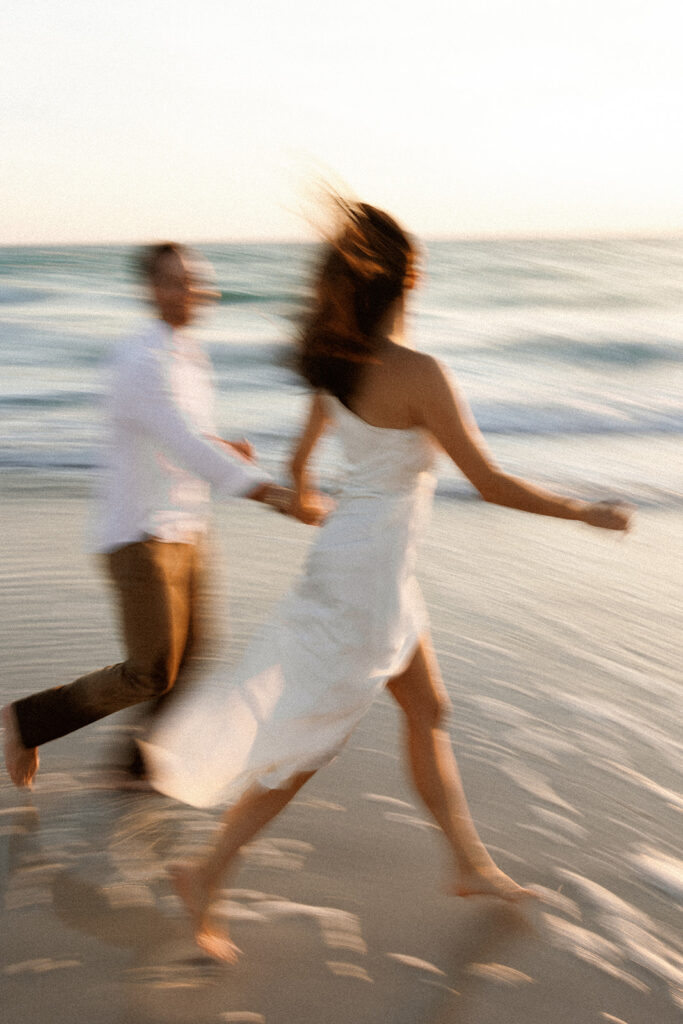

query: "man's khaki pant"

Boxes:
[14, 538, 208, 749]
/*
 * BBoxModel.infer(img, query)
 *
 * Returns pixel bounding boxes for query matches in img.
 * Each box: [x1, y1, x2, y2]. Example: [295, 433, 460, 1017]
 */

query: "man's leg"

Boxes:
[3, 540, 195, 786]
[114, 537, 213, 777]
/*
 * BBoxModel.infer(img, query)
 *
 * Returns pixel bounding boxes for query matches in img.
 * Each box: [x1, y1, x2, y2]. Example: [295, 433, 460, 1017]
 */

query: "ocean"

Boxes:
[1, 237, 682, 507]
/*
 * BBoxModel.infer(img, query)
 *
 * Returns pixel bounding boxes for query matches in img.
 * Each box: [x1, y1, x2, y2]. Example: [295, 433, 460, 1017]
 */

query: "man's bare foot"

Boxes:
[2, 705, 39, 788]
[169, 863, 240, 964]
[451, 863, 537, 902]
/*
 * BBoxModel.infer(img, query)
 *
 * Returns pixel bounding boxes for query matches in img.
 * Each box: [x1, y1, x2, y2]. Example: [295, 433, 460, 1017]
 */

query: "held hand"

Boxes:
[253, 484, 329, 525]
[582, 500, 634, 532]
[290, 490, 331, 527]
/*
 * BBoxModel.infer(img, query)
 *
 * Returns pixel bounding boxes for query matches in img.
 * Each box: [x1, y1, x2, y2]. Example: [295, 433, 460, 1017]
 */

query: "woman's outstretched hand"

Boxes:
[581, 500, 634, 532]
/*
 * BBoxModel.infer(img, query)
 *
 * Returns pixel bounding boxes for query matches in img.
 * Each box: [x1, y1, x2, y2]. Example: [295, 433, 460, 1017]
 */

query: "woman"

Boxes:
[142, 201, 631, 961]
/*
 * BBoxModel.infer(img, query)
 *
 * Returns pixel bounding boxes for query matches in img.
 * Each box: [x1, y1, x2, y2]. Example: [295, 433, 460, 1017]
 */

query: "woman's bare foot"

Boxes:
[451, 862, 537, 902]
[169, 863, 241, 964]
[2, 705, 39, 788]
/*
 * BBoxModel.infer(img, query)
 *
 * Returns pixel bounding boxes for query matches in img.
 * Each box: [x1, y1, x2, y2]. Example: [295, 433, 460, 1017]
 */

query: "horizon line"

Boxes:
[2, 228, 683, 249]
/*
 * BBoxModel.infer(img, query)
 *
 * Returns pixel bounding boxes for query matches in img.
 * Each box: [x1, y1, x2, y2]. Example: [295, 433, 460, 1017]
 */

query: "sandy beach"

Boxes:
[1, 470, 681, 1024]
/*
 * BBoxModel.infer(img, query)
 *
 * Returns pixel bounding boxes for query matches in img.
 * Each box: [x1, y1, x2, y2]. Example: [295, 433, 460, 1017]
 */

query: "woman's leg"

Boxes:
[171, 770, 315, 960]
[387, 637, 532, 900]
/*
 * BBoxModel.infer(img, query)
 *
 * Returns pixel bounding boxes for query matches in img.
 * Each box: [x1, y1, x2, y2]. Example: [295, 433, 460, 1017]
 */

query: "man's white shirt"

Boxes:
[93, 319, 270, 552]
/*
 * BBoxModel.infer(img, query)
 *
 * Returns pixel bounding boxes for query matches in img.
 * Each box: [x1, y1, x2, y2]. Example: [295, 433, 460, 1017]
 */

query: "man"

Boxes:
[3, 242, 312, 788]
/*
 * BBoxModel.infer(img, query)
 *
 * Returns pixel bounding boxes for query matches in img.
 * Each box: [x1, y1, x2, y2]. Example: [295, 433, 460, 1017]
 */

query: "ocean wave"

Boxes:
[486, 291, 649, 312]
[1, 450, 680, 509]
[0, 286, 55, 305]
[0, 390, 98, 410]
[218, 288, 303, 307]
[424, 289, 659, 314]
[2, 385, 681, 437]
[0, 451, 100, 471]
[472, 401, 683, 437]
[209, 341, 291, 370]
[432, 478, 681, 509]
[492, 335, 683, 367]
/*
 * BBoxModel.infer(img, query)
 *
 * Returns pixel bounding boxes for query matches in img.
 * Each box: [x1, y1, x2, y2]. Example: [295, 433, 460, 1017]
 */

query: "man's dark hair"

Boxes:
[136, 242, 187, 283]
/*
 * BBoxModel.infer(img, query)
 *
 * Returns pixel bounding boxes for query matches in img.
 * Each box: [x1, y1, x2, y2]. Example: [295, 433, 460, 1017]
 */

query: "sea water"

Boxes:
[1, 237, 682, 506]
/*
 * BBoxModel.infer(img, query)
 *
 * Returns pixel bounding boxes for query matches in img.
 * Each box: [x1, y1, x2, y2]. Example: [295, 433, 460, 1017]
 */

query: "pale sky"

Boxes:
[3, 0, 682, 243]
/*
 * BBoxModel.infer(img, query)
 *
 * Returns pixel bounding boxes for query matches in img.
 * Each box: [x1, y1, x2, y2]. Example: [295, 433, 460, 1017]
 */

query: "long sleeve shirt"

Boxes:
[93, 318, 270, 552]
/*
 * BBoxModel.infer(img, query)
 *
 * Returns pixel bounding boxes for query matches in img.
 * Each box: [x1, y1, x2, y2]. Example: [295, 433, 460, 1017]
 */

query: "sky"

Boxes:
[3, 0, 683, 244]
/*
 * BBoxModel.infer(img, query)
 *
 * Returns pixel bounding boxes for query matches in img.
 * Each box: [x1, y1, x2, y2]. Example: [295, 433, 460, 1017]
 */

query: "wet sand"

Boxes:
[1, 472, 681, 1023]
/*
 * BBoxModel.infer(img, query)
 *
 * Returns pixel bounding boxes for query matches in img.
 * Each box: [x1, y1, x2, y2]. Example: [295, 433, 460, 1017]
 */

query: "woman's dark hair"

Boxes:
[297, 201, 415, 407]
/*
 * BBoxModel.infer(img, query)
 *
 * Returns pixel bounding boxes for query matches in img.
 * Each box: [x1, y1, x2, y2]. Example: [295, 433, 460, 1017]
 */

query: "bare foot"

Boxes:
[451, 863, 537, 902]
[169, 863, 240, 964]
[195, 924, 241, 963]
[2, 705, 39, 788]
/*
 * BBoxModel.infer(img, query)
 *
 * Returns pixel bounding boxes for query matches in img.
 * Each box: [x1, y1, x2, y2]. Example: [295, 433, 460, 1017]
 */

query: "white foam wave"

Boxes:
[601, 763, 683, 813]
[555, 870, 683, 996]
[629, 845, 683, 901]
[498, 760, 577, 813]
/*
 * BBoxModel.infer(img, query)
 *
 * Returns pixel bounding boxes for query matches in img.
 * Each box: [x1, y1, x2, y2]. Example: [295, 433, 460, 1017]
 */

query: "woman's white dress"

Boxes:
[142, 397, 437, 808]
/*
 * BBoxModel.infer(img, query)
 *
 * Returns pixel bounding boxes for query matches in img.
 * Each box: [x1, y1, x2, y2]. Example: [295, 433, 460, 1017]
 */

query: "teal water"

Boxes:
[1, 239, 682, 505]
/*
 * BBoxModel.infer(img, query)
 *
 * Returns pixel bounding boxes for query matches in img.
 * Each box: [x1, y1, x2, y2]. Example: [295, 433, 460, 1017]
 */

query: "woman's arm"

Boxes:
[288, 392, 331, 524]
[413, 355, 631, 531]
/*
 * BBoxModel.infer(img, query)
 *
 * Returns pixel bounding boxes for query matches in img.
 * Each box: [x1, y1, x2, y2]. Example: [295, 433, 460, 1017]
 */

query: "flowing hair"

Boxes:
[297, 200, 416, 407]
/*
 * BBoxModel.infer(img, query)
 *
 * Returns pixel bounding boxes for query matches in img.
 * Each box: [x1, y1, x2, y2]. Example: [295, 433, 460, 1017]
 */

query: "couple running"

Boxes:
[3, 200, 631, 961]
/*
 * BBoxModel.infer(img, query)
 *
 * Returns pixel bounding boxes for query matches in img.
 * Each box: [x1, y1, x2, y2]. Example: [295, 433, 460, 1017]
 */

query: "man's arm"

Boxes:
[204, 436, 255, 463]
[122, 347, 269, 498]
